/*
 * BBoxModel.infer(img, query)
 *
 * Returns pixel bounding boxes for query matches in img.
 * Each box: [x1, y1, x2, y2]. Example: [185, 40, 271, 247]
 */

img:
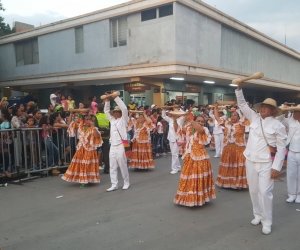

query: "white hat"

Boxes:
[50, 94, 57, 99]
[151, 104, 156, 109]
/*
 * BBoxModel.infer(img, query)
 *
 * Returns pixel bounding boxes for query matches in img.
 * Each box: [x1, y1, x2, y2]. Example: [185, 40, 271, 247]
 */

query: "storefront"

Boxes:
[163, 82, 201, 106]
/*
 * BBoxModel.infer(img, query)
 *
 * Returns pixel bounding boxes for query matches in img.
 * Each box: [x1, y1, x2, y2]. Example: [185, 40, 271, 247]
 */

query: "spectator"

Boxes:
[89, 96, 98, 115]
[95, 104, 110, 174]
[144, 105, 151, 116]
[39, 116, 59, 170]
[11, 106, 24, 168]
[156, 116, 166, 156]
[45, 104, 54, 117]
[128, 100, 137, 110]
[67, 95, 75, 110]
[24, 116, 38, 170]
[33, 109, 42, 124]
[50, 90, 61, 105]
[50, 94, 58, 107]
[61, 94, 68, 111]
[0, 109, 12, 178]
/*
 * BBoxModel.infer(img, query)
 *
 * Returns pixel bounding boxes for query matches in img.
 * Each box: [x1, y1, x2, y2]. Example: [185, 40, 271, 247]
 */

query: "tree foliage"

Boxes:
[0, 0, 15, 37]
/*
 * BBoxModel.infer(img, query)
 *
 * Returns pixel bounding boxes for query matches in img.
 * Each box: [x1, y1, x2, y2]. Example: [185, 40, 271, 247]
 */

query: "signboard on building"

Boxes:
[185, 84, 201, 93]
[124, 83, 151, 92]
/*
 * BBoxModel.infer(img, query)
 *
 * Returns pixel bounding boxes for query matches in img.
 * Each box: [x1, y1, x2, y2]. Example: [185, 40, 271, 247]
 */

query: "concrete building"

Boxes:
[0, 0, 300, 108]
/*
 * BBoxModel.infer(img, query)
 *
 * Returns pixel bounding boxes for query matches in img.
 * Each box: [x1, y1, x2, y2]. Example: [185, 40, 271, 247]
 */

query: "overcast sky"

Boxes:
[1, 0, 300, 52]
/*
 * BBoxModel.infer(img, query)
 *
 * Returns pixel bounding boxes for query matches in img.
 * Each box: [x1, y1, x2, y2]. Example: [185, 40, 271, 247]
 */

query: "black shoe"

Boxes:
[104, 171, 110, 174]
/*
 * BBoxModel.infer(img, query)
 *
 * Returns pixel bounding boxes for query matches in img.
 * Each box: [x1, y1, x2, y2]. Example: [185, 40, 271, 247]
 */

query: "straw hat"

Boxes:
[169, 110, 186, 116]
[285, 104, 300, 111]
[254, 98, 282, 116]
[110, 106, 122, 115]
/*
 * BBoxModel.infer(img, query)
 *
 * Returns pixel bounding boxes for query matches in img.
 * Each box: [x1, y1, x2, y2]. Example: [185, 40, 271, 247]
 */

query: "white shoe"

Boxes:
[295, 196, 300, 203]
[170, 170, 178, 174]
[99, 166, 104, 170]
[286, 195, 296, 203]
[262, 226, 271, 235]
[122, 184, 130, 190]
[156, 153, 160, 157]
[214, 155, 220, 158]
[251, 218, 261, 226]
[106, 186, 118, 192]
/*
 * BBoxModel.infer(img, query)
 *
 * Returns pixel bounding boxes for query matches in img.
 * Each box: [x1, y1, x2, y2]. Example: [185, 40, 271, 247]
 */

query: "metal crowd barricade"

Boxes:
[0, 127, 78, 182]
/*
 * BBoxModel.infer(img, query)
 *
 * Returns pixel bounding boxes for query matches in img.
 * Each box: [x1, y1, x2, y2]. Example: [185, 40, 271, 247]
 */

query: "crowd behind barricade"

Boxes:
[1, 84, 300, 236]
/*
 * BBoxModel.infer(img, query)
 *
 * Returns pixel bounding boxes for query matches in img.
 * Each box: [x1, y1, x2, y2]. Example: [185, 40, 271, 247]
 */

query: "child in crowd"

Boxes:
[38, 116, 59, 170]
[89, 96, 98, 115]
[156, 116, 166, 156]
[67, 95, 75, 111]
[61, 94, 68, 111]
[25, 116, 38, 170]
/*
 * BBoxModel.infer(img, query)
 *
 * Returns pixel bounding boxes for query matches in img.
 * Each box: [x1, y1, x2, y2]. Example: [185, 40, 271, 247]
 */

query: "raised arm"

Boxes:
[144, 111, 152, 124]
[114, 96, 128, 123]
[236, 80, 257, 122]
[162, 109, 172, 123]
[213, 103, 223, 124]
[104, 99, 112, 121]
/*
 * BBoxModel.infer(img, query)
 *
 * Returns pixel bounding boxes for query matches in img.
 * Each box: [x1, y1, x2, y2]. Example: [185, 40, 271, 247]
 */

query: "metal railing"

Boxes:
[0, 127, 78, 182]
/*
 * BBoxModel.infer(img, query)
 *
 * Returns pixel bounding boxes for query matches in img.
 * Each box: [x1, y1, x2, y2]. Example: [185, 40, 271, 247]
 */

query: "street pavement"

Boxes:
[0, 148, 299, 250]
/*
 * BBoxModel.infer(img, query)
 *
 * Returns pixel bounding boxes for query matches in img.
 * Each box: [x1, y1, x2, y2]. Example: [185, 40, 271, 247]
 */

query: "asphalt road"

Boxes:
[0, 148, 299, 250]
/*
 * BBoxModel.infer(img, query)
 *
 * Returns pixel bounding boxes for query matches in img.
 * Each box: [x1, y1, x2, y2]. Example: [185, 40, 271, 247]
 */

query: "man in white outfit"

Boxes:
[278, 104, 300, 203]
[104, 94, 130, 191]
[209, 108, 225, 158]
[236, 80, 286, 235]
[162, 109, 185, 174]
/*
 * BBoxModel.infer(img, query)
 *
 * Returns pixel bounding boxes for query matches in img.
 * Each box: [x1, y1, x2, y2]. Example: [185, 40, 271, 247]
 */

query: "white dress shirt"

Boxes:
[278, 115, 300, 153]
[209, 110, 225, 134]
[104, 97, 129, 146]
[162, 110, 185, 143]
[236, 89, 287, 171]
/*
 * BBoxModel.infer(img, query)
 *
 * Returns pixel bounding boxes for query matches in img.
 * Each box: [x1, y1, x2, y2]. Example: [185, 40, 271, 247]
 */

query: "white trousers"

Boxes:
[246, 159, 274, 227]
[109, 144, 130, 187]
[214, 133, 224, 157]
[169, 142, 181, 172]
[287, 151, 300, 196]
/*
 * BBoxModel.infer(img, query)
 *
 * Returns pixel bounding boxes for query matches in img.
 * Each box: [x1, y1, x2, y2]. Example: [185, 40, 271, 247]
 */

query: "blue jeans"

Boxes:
[156, 133, 164, 153]
[44, 137, 58, 167]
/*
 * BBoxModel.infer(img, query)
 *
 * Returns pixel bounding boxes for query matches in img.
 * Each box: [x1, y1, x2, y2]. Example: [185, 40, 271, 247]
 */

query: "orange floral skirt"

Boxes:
[174, 154, 216, 207]
[129, 140, 155, 169]
[62, 146, 100, 184]
[210, 134, 215, 149]
[215, 143, 247, 189]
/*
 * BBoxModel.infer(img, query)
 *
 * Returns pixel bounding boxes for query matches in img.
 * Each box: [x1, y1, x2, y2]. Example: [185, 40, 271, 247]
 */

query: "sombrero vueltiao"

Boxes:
[282, 104, 300, 112]
[169, 109, 186, 116]
[110, 106, 122, 115]
[254, 98, 282, 116]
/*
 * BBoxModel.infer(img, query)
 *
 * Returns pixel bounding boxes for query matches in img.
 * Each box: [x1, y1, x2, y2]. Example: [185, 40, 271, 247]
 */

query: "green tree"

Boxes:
[0, 0, 15, 37]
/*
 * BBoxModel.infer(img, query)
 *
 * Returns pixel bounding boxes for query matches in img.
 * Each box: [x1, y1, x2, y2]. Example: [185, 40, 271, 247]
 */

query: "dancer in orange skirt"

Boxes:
[128, 111, 155, 170]
[62, 114, 103, 188]
[213, 103, 248, 189]
[174, 114, 216, 207]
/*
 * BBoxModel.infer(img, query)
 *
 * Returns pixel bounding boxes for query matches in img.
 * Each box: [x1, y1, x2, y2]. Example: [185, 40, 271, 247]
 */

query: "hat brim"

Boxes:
[169, 111, 186, 116]
[110, 110, 122, 115]
[254, 103, 283, 116]
[283, 107, 300, 111]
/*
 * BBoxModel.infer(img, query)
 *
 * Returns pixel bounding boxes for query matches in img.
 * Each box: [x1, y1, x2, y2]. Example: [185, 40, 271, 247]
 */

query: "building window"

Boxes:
[15, 38, 39, 66]
[111, 17, 127, 48]
[159, 4, 173, 18]
[75, 26, 84, 53]
[141, 8, 157, 22]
